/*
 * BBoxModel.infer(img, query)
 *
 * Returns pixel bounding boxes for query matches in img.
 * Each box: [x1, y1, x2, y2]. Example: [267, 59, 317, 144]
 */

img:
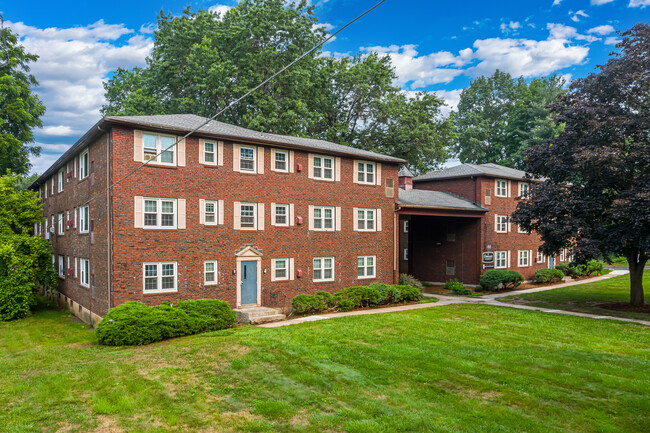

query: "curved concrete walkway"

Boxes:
[259, 270, 650, 328]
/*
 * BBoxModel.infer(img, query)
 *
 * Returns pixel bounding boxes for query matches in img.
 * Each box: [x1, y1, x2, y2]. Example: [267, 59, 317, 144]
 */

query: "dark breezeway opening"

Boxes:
[399, 212, 482, 285]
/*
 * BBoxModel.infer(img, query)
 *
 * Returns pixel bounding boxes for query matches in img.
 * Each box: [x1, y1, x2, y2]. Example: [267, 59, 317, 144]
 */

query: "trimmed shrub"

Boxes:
[394, 285, 421, 302]
[555, 260, 604, 278]
[369, 282, 402, 304]
[96, 300, 236, 346]
[534, 268, 564, 284]
[554, 263, 574, 277]
[315, 291, 336, 309]
[398, 274, 424, 291]
[291, 294, 321, 315]
[445, 279, 472, 295]
[335, 286, 381, 310]
[480, 270, 524, 291]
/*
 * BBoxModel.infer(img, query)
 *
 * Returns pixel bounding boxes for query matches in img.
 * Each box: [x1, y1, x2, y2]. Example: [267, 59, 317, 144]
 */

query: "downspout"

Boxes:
[100, 124, 113, 316]
[394, 203, 401, 284]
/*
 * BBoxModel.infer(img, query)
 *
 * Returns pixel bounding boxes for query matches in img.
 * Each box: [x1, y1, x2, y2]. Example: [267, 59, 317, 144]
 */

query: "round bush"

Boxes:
[480, 270, 524, 291]
[394, 285, 421, 302]
[369, 282, 402, 304]
[315, 291, 336, 309]
[445, 279, 472, 295]
[335, 286, 381, 310]
[534, 268, 564, 284]
[291, 294, 321, 315]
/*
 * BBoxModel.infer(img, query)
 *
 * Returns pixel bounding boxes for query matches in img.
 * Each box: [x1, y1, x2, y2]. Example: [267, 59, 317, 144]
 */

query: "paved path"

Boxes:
[259, 270, 650, 328]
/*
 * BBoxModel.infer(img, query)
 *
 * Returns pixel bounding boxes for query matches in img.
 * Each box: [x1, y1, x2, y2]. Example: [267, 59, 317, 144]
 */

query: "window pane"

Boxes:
[162, 264, 174, 276]
[160, 136, 174, 148]
[144, 214, 157, 226]
[205, 152, 215, 163]
[358, 257, 364, 267]
[162, 277, 175, 289]
[161, 214, 174, 226]
[314, 157, 322, 167]
[161, 151, 174, 163]
[367, 257, 374, 266]
[206, 272, 215, 282]
[324, 158, 332, 168]
[358, 266, 365, 277]
[205, 262, 214, 272]
[205, 143, 214, 152]
[324, 258, 332, 268]
[366, 164, 374, 173]
[145, 265, 157, 277]
[324, 209, 332, 219]
[144, 200, 157, 213]
[161, 201, 174, 213]
[143, 134, 156, 149]
[314, 208, 322, 219]
[205, 202, 215, 213]
[314, 259, 322, 269]
[144, 278, 158, 291]
[324, 269, 332, 279]
[314, 269, 322, 280]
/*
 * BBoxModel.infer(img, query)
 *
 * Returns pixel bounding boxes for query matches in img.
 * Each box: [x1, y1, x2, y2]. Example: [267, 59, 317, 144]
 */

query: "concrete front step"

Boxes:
[235, 306, 286, 324]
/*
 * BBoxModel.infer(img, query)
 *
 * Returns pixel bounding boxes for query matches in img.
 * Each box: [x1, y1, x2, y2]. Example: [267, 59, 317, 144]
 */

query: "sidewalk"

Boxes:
[259, 270, 650, 328]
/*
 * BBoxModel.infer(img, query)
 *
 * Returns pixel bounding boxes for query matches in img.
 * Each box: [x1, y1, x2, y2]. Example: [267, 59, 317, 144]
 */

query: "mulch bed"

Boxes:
[595, 302, 650, 314]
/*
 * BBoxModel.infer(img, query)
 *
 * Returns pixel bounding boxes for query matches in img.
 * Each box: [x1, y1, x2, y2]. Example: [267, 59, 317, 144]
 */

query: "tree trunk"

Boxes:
[627, 253, 647, 307]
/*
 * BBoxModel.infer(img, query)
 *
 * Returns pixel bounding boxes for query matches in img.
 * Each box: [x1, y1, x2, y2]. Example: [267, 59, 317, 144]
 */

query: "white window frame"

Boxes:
[273, 150, 289, 173]
[357, 255, 376, 279]
[404, 220, 409, 233]
[204, 200, 218, 226]
[537, 250, 545, 263]
[143, 198, 177, 230]
[143, 262, 178, 293]
[57, 169, 64, 193]
[313, 257, 335, 282]
[274, 204, 289, 227]
[560, 249, 567, 262]
[239, 202, 258, 230]
[357, 161, 376, 185]
[74, 257, 78, 278]
[357, 209, 376, 232]
[312, 206, 335, 231]
[518, 250, 530, 267]
[313, 155, 334, 181]
[519, 182, 530, 199]
[50, 177, 55, 195]
[80, 258, 90, 287]
[79, 149, 89, 180]
[204, 260, 218, 285]
[273, 258, 289, 281]
[79, 205, 89, 233]
[239, 145, 257, 173]
[203, 141, 217, 165]
[58, 255, 65, 279]
[495, 251, 508, 269]
[495, 179, 508, 197]
[142, 132, 177, 166]
[518, 223, 529, 234]
[57, 212, 65, 235]
[495, 215, 508, 233]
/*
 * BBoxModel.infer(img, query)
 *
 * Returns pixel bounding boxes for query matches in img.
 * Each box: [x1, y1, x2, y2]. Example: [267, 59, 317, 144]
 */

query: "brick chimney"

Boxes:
[398, 166, 413, 191]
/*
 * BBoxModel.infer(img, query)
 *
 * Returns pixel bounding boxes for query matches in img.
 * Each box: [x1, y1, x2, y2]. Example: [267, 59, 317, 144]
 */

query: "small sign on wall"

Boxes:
[482, 264, 495, 270]
[482, 252, 494, 263]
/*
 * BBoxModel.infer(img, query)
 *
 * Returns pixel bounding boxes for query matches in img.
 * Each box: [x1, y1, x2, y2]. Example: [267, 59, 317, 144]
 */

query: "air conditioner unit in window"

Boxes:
[49, 226, 55, 234]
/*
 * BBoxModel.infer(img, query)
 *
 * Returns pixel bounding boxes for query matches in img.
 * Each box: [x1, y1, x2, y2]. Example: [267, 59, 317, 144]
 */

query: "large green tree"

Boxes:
[0, 174, 56, 321]
[0, 25, 45, 175]
[453, 70, 565, 169]
[101, 0, 451, 173]
[511, 23, 650, 306]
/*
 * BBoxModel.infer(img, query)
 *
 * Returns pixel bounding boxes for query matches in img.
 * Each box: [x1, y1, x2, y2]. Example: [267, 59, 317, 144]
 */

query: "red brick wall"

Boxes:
[109, 126, 398, 309]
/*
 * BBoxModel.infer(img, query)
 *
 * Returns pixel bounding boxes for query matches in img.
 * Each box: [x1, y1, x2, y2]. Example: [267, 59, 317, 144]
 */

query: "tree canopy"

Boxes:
[0, 25, 45, 175]
[101, 0, 451, 173]
[511, 23, 650, 306]
[452, 70, 565, 169]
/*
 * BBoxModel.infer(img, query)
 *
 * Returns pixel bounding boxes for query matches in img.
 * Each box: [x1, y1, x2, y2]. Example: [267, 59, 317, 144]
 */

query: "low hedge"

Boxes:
[445, 279, 472, 295]
[535, 268, 564, 284]
[480, 270, 524, 291]
[96, 299, 236, 346]
[556, 260, 603, 278]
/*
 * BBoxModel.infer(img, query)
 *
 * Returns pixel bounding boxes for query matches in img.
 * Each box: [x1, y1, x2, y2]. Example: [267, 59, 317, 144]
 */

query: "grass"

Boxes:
[1, 304, 649, 432]
[500, 271, 650, 320]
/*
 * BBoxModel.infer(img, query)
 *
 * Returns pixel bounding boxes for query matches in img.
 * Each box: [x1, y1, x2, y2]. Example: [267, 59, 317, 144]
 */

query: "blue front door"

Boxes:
[549, 256, 555, 269]
[241, 261, 258, 305]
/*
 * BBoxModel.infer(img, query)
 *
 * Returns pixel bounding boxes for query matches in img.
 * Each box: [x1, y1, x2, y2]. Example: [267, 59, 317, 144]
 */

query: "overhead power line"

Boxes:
[84, 0, 387, 206]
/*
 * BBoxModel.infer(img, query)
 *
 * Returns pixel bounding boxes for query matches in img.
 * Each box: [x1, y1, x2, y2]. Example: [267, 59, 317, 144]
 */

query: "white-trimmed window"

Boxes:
[79, 149, 89, 179]
[518, 250, 531, 267]
[204, 142, 216, 164]
[204, 201, 217, 225]
[404, 220, 409, 233]
[313, 156, 334, 180]
[143, 198, 177, 229]
[357, 209, 376, 231]
[50, 177, 55, 195]
[58, 212, 65, 235]
[58, 169, 64, 192]
[58, 255, 65, 278]
[273, 258, 289, 281]
[313, 257, 334, 282]
[240, 203, 257, 229]
[143, 262, 177, 293]
[74, 257, 78, 278]
[495, 179, 508, 197]
[204, 261, 218, 285]
[495, 251, 508, 269]
[357, 255, 376, 279]
[560, 249, 567, 262]
[404, 248, 409, 260]
[313, 206, 334, 231]
[73, 207, 77, 229]
[239, 146, 256, 172]
[518, 223, 529, 234]
[537, 249, 545, 263]
[495, 215, 508, 233]
[274, 204, 288, 226]
[80, 258, 89, 287]
[143, 132, 176, 165]
[44, 184, 48, 199]
[519, 182, 530, 199]
[357, 162, 375, 184]
[274, 150, 289, 172]
[80, 205, 89, 233]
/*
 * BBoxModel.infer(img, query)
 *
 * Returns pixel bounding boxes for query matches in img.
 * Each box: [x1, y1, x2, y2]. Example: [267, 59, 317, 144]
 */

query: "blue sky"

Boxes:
[2, 0, 649, 174]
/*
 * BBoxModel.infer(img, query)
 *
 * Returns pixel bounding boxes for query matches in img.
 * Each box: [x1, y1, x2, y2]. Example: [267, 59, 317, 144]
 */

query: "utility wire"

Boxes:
[84, 0, 386, 206]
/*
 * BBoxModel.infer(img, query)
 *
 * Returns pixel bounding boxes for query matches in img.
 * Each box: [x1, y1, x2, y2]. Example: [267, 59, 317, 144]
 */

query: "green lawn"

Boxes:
[500, 271, 650, 320]
[1, 304, 649, 433]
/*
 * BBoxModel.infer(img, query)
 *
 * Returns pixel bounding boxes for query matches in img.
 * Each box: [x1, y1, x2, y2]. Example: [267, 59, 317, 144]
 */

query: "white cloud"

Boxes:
[433, 89, 463, 115]
[605, 36, 621, 45]
[547, 23, 600, 42]
[208, 5, 233, 17]
[40, 125, 75, 136]
[500, 21, 521, 35]
[591, 0, 615, 4]
[629, 0, 650, 7]
[552, 0, 563, 5]
[570, 10, 590, 22]
[587, 25, 615, 35]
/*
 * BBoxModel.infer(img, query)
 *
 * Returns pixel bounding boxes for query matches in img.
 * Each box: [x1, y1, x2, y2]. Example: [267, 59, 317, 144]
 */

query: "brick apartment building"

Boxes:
[32, 114, 404, 324]
[397, 163, 568, 285]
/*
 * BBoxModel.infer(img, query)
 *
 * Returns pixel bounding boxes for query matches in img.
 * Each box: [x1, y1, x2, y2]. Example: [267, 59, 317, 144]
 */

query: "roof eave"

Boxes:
[396, 203, 488, 212]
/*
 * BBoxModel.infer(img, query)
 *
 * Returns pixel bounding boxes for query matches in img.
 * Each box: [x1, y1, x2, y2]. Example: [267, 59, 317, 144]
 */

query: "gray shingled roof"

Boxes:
[414, 163, 534, 182]
[397, 188, 487, 211]
[107, 114, 406, 163]
[398, 166, 413, 177]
